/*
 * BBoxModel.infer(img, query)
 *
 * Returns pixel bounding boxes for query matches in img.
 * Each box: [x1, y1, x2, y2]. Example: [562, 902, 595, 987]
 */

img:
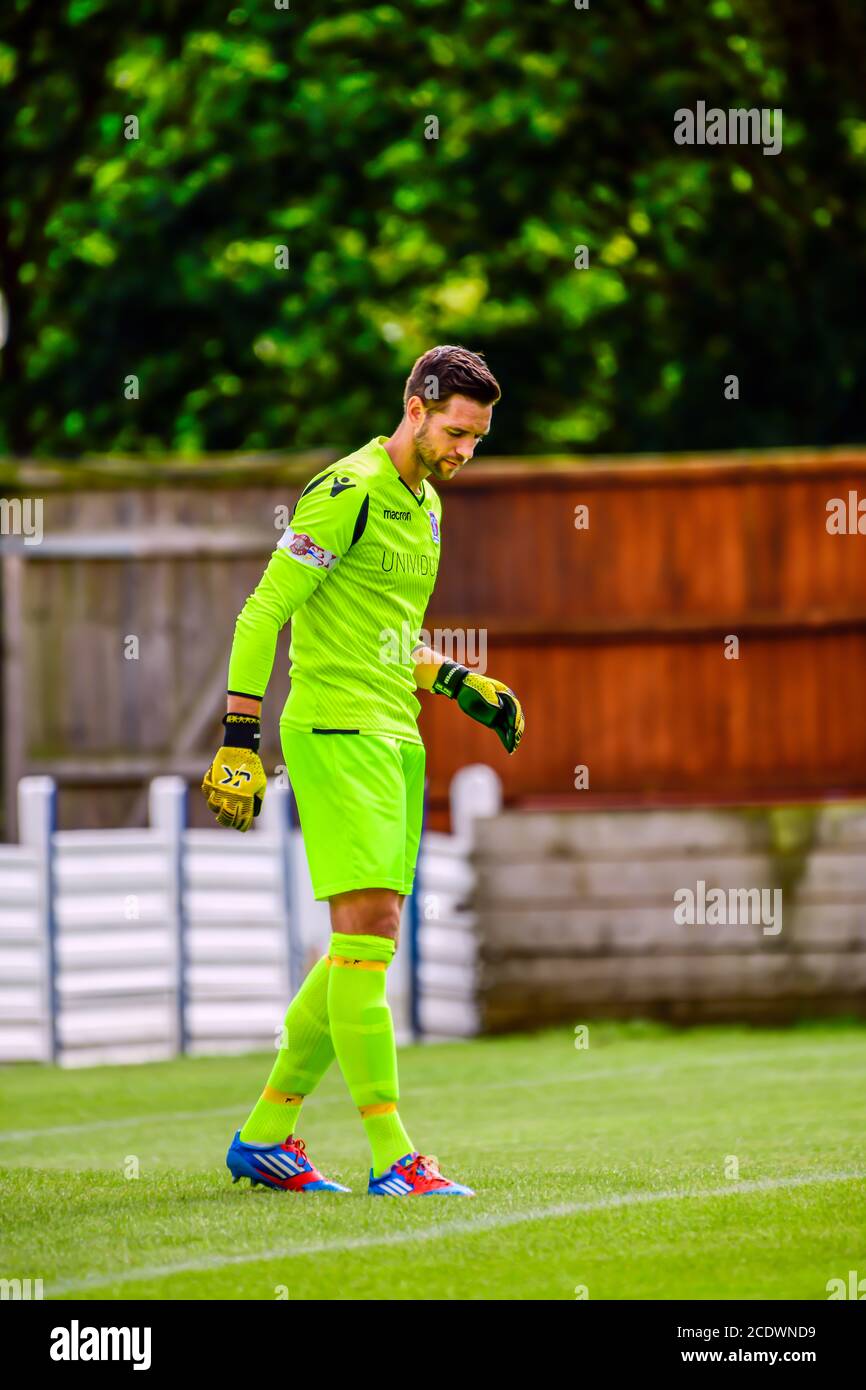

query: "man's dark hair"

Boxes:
[403, 344, 501, 411]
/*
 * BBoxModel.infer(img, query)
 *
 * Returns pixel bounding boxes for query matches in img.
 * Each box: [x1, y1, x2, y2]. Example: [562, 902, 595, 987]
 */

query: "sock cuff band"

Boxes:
[262, 1085, 305, 1105]
[360, 1101, 397, 1118]
[328, 931, 395, 965]
[328, 955, 387, 971]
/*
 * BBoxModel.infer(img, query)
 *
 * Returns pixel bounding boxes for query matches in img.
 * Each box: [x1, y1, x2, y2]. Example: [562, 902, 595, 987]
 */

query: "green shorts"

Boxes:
[280, 726, 426, 901]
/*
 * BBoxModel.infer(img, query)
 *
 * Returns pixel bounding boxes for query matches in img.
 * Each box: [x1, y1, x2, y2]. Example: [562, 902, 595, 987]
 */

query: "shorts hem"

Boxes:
[312, 875, 410, 900]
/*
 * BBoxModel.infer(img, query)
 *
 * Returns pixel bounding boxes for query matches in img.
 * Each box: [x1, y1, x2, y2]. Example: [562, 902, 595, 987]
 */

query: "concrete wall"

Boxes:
[473, 805, 866, 1030]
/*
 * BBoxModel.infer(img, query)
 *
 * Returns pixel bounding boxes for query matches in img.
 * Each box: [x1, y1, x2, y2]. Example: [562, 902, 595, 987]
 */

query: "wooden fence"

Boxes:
[2, 447, 866, 836]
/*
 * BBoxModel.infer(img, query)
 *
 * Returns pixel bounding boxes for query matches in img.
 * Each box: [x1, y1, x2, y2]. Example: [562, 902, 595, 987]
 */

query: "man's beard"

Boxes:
[413, 417, 451, 479]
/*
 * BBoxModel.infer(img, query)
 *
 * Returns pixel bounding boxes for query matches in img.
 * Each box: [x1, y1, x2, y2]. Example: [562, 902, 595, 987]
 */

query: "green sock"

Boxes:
[326, 931, 413, 1178]
[239, 955, 335, 1145]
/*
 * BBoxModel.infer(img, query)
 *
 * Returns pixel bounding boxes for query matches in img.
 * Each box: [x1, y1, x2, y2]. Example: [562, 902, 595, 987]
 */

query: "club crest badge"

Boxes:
[429, 511, 440, 544]
[278, 527, 339, 569]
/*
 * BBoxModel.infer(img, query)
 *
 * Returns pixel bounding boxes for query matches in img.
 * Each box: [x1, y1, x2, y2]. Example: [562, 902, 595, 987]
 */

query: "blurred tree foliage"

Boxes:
[1, 0, 865, 458]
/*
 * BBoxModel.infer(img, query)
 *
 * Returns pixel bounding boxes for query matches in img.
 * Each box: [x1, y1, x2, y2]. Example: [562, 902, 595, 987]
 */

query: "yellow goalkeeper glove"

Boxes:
[432, 661, 525, 754]
[201, 713, 267, 831]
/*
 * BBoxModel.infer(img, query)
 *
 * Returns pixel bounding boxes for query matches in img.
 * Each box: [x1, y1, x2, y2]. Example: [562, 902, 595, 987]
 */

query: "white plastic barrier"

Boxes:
[0, 768, 499, 1064]
[0, 778, 56, 1062]
[414, 764, 503, 1039]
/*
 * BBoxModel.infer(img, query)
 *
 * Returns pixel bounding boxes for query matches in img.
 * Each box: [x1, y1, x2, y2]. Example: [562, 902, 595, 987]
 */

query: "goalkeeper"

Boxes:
[204, 345, 524, 1197]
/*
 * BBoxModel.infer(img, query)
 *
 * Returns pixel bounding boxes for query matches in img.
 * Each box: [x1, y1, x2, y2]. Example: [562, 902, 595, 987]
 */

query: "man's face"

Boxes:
[410, 394, 494, 481]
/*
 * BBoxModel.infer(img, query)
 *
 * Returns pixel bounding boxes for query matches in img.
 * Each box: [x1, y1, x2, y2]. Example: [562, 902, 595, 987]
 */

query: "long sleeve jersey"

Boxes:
[227, 435, 443, 744]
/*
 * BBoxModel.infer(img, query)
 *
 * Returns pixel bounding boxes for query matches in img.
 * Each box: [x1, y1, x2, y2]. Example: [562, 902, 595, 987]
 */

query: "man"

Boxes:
[203, 344, 524, 1197]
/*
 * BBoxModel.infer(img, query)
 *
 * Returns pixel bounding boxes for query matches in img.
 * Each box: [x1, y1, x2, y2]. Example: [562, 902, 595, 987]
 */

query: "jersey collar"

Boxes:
[373, 436, 426, 506]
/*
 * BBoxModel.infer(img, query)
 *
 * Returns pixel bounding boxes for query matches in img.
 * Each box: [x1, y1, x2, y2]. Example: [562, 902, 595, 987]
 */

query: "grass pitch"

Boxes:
[1, 1019, 865, 1301]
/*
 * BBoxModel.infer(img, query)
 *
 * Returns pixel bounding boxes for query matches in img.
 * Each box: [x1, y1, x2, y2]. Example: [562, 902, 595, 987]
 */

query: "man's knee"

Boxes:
[329, 888, 402, 942]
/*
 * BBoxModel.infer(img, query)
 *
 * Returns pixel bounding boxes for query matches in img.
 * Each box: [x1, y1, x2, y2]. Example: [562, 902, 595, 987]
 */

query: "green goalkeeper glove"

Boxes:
[201, 713, 267, 831]
[432, 660, 525, 754]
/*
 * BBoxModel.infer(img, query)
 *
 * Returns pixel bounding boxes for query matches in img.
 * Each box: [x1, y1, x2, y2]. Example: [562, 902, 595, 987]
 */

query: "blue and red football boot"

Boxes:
[226, 1131, 350, 1193]
[368, 1151, 475, 1196]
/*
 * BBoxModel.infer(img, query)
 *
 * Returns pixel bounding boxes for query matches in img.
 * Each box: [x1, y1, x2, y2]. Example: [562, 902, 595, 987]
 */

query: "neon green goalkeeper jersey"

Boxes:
[227, 436, 443, 744]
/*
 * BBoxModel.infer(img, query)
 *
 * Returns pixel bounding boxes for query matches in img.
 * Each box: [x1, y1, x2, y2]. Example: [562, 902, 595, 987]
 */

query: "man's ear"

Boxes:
[405, 394, 427, 426]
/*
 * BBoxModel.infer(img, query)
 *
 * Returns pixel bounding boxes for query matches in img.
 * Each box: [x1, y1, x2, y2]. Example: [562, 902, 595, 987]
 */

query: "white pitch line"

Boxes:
[51, 1169, 866, 1296]
[1, 1040, 865, 1144]
[0, 1104, 244, 1143]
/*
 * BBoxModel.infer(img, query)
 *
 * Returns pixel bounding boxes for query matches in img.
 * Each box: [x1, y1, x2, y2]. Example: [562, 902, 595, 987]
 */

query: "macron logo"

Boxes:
[330, 475, 355, 497]
[50, 1321, 152, 1371]
[383, 508, 411, 521]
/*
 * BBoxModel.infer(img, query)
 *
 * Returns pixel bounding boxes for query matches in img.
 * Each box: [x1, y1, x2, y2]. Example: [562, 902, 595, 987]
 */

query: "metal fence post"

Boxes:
[149, 776, 188, 1057]
[17, 777, 58, 1063]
